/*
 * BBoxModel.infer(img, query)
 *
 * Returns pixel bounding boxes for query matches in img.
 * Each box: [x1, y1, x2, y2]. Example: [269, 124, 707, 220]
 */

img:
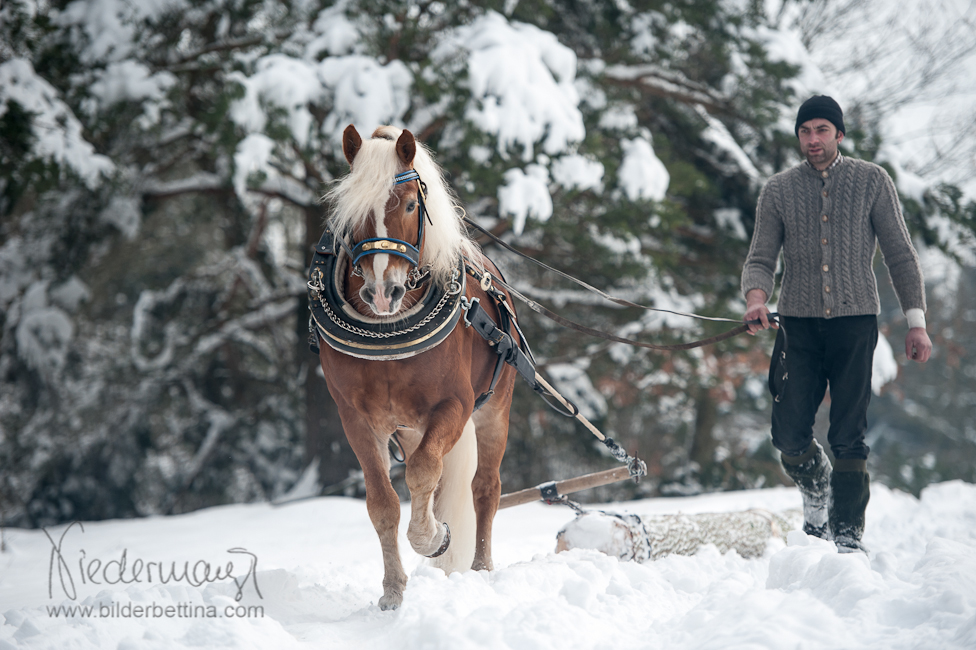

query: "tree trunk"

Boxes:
[690, 387, 718, 470]
[301, 207, 358, 489]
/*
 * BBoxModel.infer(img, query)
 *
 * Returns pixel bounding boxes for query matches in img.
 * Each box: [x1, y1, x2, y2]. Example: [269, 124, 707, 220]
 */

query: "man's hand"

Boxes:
[744, 289, 776, 335]
[905, 327, 932, 363]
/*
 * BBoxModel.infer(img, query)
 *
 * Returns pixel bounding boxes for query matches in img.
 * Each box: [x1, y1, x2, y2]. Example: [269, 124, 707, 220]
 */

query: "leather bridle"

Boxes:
[334, 169, 432, 287]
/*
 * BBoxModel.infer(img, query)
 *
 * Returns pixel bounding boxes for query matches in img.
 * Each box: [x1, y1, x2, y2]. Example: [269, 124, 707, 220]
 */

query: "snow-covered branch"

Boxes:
[603, 64, 730, 115]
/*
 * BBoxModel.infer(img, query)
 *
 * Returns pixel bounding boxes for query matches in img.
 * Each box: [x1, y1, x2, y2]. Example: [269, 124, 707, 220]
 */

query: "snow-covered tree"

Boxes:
[2, 0, 975, 526]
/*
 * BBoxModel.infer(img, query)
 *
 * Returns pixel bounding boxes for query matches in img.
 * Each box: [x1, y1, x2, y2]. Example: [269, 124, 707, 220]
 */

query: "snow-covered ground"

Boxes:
[2, 480, 975, 649]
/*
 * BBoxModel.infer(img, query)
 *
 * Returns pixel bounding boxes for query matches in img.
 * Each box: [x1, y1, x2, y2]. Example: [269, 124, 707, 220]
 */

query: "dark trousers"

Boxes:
[769, 315, 878, 460]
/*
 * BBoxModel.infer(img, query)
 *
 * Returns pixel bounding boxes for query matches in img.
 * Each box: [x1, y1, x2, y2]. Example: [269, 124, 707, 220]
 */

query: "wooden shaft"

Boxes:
[533, 372, 605, 440]
[498, 466, 632, 510]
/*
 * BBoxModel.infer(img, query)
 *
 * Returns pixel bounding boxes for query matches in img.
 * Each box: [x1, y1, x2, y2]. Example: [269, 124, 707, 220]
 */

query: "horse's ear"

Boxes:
[396, 130, 416, 165]
[343, 125, 362, 166]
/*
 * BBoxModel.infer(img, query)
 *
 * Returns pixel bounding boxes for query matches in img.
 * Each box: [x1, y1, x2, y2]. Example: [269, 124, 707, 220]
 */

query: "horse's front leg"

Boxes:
[341, 415, 407, 610]
[405, 399, 466, 557]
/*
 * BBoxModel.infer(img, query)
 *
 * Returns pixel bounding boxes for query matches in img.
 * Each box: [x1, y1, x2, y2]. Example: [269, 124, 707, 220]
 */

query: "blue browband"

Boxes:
[394, 169, 424, 187]
[348, 169, 431, 269]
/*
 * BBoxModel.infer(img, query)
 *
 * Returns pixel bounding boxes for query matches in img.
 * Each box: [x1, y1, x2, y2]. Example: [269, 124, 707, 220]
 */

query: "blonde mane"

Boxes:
[326, 126, 479, 285]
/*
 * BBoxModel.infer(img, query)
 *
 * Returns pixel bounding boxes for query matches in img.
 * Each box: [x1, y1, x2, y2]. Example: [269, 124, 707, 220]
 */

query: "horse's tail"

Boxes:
[430, 416, 478, 574]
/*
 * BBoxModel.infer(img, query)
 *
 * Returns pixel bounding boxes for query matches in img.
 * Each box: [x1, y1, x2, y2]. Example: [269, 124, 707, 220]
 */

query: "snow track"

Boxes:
[1, 482, 974, 649]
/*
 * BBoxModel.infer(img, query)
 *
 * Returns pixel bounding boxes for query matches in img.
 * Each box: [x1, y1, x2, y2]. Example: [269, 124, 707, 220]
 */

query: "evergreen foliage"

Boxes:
[2, 0, 974, 526]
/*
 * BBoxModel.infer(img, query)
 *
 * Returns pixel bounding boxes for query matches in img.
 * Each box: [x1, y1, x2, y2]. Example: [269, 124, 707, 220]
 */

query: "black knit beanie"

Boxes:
[795, 95, 845, 137]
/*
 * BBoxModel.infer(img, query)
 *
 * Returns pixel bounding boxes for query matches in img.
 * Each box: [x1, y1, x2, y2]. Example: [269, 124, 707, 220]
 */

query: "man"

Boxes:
[741, 95, 932, 553]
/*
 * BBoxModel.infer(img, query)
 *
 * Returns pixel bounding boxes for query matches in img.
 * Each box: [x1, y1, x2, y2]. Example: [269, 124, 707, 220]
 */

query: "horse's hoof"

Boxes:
[426, 522, 451, 558]
[378, 591, 402, 610]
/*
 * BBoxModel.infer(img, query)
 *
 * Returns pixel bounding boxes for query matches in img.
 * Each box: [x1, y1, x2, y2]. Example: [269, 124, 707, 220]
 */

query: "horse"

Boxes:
[312, 124, 518, 610]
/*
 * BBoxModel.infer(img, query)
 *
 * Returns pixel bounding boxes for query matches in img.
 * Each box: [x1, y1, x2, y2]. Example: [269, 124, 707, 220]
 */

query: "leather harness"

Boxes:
[307, 167, 531, 410]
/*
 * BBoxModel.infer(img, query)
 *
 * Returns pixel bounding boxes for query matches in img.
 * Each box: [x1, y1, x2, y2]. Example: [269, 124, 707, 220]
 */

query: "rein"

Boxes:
[463, 217, 776, 351]
[309, 167, 779, 483]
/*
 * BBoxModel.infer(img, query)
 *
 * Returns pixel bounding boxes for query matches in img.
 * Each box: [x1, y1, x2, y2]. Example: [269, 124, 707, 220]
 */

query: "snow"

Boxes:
[2, 481, 974, 649]
[884, 158, 929, 205]
[748, 23, 832, 102]
[229, 55, 322, 146]
[48, 276, 91, 313]
[99, 196, 142, 240]
[544, 362, 608, 421]
[550, 154, 605, 192]
[316, 56, 413, 145]
[777, 0, 976, 201]
[307, 2, 361, 58]
[713, 208, 747, 240]
[89, 60, 175, 108]
[437, 11, 585, 161]
[497, 165, 553, 235]
[3, 4, 976, 644]
[56, 0, 187, 64]
[0, 58, 114, 188]
[597, 104, 638, 131]
[696, 105, 761, 183]
[872, 334, 898, 395]
[232, 133, 276, 199]
[917, 245, 965, 312]
[617, 136, 670, 202]
[228, 52, 414, 147]
[14, 282, 75, 376]
[0, 237, 36, 308]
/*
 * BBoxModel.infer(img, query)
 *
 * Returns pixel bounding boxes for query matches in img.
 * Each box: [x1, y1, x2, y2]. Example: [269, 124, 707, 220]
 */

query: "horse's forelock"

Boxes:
[371, 126, 399, 141]
[327, 135, 400, 237]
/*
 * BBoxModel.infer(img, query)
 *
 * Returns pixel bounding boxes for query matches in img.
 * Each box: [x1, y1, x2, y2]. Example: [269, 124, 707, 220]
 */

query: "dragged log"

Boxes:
[555, 509, 802, 561]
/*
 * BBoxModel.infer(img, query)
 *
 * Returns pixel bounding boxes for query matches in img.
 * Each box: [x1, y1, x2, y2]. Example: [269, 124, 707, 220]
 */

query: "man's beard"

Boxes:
[803, 140, 837, 167]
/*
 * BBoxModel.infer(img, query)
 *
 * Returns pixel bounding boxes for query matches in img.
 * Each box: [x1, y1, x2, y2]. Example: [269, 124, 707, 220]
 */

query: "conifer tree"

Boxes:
[2, 0, 974, 525]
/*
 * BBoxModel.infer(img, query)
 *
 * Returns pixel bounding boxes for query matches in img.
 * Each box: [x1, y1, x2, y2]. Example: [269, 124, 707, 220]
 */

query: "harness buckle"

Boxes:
[447, 268, 463, 296]
[406, 264, 430, 290]
[480, 272, 492, 292]
[462, 297, 480, 327]
[307, 267, 326, 298]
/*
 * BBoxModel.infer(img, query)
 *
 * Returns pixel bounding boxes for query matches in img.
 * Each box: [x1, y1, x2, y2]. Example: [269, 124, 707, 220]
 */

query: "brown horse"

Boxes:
[313, 124, 517, 610]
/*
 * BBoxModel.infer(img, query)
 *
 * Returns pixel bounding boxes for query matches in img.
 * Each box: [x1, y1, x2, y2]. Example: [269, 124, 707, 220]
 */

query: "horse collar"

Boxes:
[307, 228, 465, 361]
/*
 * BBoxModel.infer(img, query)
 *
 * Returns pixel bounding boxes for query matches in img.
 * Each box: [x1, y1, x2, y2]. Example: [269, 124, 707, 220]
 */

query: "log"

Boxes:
[555, 509, 803, 561]
[498, 467, 633, 510]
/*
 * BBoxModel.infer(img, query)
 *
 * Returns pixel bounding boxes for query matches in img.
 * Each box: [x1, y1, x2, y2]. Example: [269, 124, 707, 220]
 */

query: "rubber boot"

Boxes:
[781, 440, 832, 539]
[829, 459, 870, 554]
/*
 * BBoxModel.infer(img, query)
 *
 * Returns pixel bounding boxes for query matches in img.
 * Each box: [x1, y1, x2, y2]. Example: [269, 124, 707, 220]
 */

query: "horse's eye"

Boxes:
[406, 201, 417, 212]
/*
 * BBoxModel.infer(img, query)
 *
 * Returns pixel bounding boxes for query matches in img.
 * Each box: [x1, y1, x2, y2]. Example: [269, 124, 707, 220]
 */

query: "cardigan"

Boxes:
[741, 155, 926, 319]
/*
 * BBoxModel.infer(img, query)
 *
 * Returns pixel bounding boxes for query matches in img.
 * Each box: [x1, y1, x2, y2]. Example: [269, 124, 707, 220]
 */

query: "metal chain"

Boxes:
[312, 268, 461, 340]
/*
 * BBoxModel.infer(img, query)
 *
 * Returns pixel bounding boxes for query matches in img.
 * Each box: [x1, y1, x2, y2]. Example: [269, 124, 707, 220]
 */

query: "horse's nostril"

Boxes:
[360, 286, 375, 303]
[389, 284, 405, 304]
